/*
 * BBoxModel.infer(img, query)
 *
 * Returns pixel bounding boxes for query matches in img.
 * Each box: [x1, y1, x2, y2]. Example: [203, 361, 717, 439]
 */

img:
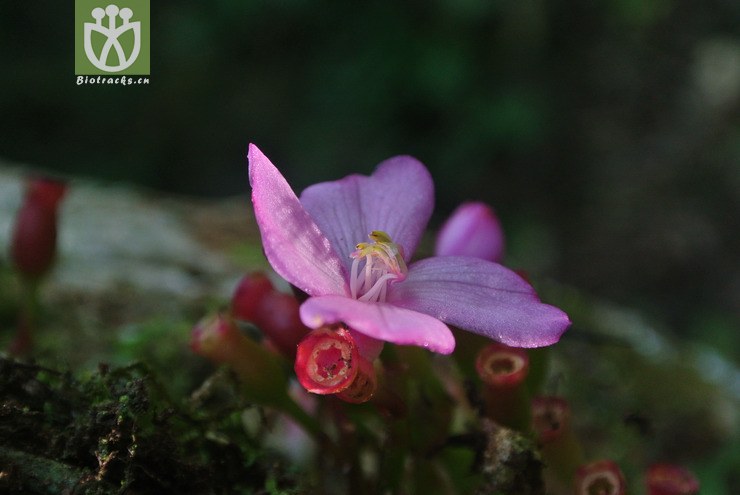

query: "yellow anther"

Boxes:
[368, 230, 393, 243]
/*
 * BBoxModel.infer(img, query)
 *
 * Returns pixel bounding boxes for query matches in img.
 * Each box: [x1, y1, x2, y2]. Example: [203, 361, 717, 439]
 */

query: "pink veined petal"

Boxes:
[435, 202, 505, 263]
[299, 156, 434, 270]
[388, 256, 571, 347]
[299, 295, 456, 354]
[248, 144, 349, 297]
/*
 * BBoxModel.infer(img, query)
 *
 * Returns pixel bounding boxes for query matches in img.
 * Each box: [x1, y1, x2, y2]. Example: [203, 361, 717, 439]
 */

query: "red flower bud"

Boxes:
[191, 313, 329, 441]
[646, 463, 699, 495]
[231, 272, 309, 358]
[190, 312, 290, 407]
[254, 291, 309, 359]
[10, 178, 67, 280]
[231, 272, 274, 321]
[575, 460, 626, 495]
[190, 312, 241, 362]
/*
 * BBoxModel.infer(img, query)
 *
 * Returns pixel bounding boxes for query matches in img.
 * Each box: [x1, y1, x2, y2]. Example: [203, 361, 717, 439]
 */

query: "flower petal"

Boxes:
[389, 256, 571, 347]
[435, 202, 505, 262]
[248, 145, 348, 296]
[299, 295, 455, 354]
[299, 156, 434, 269]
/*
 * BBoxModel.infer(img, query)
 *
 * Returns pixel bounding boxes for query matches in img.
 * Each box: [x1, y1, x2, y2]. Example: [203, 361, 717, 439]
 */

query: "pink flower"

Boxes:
[248, 144, 570, 356]
[436, 202, 505, 262]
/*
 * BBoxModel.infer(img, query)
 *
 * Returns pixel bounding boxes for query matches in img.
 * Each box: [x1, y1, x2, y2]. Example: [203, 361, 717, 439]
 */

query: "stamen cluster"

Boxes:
[349, 230, 407, 303]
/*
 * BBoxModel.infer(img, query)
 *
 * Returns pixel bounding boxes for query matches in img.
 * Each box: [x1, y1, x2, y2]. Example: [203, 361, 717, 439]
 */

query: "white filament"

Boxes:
[350, 255, 403, 303]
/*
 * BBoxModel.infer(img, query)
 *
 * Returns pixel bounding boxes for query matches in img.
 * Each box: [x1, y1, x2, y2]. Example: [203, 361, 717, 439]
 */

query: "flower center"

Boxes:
[349, 230, 407, 303]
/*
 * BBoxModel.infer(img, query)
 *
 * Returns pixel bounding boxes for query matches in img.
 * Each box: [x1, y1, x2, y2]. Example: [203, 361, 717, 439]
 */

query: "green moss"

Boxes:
[0, 357, 295, 494]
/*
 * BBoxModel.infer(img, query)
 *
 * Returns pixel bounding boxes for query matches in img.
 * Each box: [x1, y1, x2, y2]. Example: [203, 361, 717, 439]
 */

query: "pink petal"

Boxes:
[389, 256, 571, 347]
[248, 145, 349, 297]
[435, 202, 505, 262]
[299, 156, 434, 269]
[299, 295, 455, 354]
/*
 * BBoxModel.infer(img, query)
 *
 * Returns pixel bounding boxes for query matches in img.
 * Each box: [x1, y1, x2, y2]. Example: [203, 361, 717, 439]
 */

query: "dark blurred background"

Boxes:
[1, 0, 738, 355]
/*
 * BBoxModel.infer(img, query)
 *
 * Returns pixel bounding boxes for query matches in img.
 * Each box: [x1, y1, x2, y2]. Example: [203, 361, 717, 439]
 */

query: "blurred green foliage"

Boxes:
[1, 0, 738, 341]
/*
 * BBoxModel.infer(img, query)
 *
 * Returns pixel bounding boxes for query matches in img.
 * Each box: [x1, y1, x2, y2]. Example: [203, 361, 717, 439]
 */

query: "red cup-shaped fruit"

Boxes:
[295, 326, 359, 395]
[575, 460, 626, 495]
[476, 342, 529, 388]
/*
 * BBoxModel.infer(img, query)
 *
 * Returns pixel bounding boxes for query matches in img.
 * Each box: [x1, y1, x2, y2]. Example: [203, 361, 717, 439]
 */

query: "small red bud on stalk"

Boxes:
[191, 313, 288, 405]
[575, 460, 627, 495]
[11, 178, 68, 280]
[191, 312, 324, 440]
[475, 343, 531, 430]
[254, 291, 309, 358]
[231, 272, 274, 321]
[646, 463, 700, 495]
[231, 272, 309, 358]
[8, 177, 67, 355]
[531, 396, 584, 491]
[294, 325, 377, 404]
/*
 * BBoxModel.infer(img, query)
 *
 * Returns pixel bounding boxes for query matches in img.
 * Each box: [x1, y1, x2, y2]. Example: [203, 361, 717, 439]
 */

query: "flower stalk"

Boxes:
[7, 279, 40, 356]
[531, 396, 583, 489]
[8, 177, 67, 355]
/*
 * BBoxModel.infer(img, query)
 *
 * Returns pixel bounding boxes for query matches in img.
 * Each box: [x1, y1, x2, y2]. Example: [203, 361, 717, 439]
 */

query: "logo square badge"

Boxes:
[75, 0, 150, 75]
